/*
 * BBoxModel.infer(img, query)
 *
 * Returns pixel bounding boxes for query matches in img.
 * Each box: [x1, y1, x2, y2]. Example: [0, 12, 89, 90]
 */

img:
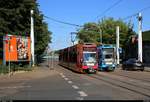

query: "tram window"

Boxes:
[69, 52, 72, 62]
[72, 52, 77, 62]
[0, 53, 2, 58]
[64, 51, 68, 62]
[59, 53, 62, 61]
[62, 54, 64, 61]
[0, 48, 2, 58]
[105, 54, 112, 59]
[69, 51, 77, 63]
[63, 52, 67, 61]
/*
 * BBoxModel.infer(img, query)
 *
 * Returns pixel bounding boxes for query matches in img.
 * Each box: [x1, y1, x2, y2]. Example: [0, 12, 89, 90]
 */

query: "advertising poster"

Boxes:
[4, 35, 31, 62]
[17, 36, 29, 60]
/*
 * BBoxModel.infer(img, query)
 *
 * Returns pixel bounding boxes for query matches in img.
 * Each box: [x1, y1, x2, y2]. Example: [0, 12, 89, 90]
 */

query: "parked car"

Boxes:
[122, 58, 144, 71]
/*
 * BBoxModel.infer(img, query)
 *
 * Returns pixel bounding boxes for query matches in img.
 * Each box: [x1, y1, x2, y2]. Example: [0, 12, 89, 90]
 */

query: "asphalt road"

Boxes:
[0, 61, 150, 100]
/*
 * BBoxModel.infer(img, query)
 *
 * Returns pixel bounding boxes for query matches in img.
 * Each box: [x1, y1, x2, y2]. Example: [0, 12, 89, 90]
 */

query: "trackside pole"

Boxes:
[51, 51, 54, 70]
[116, 26, 120, 66]
[138, 13, 143, 62]
[30, 10, 35, 67]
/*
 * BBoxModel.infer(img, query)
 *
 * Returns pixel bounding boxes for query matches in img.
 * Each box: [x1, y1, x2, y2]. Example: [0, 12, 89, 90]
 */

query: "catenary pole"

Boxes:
[116, 26, 120, 65]
[138, 13, 143, 62]
[30, 10, 35, 67]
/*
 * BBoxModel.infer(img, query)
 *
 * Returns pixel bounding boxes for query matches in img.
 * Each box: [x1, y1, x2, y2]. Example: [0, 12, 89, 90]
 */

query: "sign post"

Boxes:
[4, 34, 12, 77]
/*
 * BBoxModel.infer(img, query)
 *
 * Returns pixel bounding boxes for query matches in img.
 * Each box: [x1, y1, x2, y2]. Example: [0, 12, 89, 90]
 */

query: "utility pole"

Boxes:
[138, 12, 143, 62]
[116, 26, 120, 65]
[51, 51, 54, 69]
[46, 47, 49, 68]
[30, 10, 35, 67]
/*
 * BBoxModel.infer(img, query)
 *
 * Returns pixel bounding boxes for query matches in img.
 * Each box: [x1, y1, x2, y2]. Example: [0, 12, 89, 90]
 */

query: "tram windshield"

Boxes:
[105, 54, 113, 59]
[103, 49, 114, 57]
[83, 52, 96, 63]
[103, 48, 115, 63]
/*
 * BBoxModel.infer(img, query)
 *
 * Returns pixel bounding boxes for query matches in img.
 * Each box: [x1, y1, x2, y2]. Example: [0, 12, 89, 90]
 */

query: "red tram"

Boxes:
[59, 43, 98, 73]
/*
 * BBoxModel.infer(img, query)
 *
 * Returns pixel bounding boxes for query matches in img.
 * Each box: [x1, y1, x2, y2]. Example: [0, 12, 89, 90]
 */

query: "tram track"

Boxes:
[55, 62, 150, 98]
[86, 73, 150, 98]
[108, 72, 150, 83]
[97, 72, 150, 90]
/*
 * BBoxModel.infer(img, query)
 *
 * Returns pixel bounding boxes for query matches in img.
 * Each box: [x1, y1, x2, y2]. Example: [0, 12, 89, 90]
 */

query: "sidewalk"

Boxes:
[0, 65, 57, 81]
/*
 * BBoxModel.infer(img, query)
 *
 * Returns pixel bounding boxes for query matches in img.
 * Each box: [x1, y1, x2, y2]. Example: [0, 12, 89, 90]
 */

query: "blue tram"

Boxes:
[97, 44, 116, 71]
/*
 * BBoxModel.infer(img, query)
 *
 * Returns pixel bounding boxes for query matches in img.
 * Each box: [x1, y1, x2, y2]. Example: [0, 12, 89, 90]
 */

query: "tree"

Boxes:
[77, 22, 100, 45]
[77, 17, 136, 47]
[0, 0, 52, 63]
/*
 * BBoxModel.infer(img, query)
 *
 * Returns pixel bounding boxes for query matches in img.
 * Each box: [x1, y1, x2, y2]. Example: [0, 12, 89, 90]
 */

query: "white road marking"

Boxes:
[0, 85, 31, 89]
[78, 91, 88, 97]
[129, 79, 134, 82]
[59, 73, 87, 98]
[64, 78, 69, 80]
[68, 81, 73, 84]
[76, 97, 84, 100]
[72, 85, 79, 89]
[60, 73, 63, 75]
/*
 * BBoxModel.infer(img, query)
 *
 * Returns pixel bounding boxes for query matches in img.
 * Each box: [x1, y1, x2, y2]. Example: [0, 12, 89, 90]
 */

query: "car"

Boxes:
[122, 58, 144, 71]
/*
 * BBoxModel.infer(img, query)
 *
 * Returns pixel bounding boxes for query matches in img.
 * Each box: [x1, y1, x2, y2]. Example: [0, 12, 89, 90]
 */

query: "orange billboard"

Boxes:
[4, 34, 31, 62]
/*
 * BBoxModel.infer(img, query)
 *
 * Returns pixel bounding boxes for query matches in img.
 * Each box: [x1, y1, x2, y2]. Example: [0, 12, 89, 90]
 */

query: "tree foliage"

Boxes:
[77, 17, 136, 47]
[77, 23, 100, 44]
[0, 0, 52, 63]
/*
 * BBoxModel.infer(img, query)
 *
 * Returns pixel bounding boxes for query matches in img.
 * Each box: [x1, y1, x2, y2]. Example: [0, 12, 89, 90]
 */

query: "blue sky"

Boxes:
[37, 0, 150, 51]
